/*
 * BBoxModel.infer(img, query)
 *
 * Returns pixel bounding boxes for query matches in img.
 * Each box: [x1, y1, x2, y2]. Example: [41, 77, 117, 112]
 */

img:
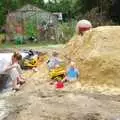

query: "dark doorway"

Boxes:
[0, 74, 10, 91]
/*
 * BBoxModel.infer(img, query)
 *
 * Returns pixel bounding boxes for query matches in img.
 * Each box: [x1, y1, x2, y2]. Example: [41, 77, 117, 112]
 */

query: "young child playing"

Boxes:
[47, 51, 62, 70]
[4, 52, 25, 91]
[63, 61, 79, 82]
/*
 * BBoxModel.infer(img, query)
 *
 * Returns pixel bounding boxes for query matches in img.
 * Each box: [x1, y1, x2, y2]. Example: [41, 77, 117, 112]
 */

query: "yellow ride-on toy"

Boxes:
[21, 50, 48, 69]
[49, 63, 66, 81]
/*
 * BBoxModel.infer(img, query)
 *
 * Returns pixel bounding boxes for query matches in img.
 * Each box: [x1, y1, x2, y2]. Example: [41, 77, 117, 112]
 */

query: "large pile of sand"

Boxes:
[64, 26, 120, 87]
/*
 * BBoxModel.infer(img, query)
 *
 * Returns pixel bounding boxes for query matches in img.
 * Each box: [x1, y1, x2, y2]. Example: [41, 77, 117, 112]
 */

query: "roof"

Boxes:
[7, 4, 58, 25]
[17, 4, 43, 12]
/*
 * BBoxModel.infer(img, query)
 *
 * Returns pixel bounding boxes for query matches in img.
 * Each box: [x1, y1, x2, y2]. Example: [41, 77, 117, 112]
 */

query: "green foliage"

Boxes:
[59, 20, 77, 43]
[0, 0, 119, 36]
[0, 0, 45, 27]
[45, 0, 75, 20]
[19, 0, 44, 8]
[25, 22, 37, 37]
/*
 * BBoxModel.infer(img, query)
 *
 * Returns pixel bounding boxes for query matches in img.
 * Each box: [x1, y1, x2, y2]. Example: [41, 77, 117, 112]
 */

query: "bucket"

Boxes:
[56, 81, 64, 89]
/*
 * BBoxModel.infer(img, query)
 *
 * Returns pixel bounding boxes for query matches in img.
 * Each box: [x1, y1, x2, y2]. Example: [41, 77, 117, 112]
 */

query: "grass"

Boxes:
[0, 42, 65, 49]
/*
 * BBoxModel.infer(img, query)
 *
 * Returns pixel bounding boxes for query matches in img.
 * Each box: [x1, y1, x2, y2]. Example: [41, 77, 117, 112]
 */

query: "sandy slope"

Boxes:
[64, 26, 120, 89]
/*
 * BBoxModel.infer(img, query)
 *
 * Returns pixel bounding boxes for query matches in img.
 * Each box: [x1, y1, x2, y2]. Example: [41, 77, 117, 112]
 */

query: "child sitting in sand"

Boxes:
[63, 61, 79, 82]
[4, 52, 25, 91]
[47, 51, 63, 70]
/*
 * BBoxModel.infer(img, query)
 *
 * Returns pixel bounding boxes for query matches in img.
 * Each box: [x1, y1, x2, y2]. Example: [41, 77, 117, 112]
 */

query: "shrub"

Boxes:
[58, 20, 77, 43]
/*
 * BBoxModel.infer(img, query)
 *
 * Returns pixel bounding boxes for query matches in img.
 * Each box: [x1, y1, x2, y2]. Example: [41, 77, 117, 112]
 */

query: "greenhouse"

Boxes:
[6, 4, 58, 43]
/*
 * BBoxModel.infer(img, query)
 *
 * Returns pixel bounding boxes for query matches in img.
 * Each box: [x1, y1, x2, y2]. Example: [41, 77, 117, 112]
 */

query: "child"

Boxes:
[63, 62, 79, 82]
[47, 52, 62, 70]
[4, 52, 25, 91]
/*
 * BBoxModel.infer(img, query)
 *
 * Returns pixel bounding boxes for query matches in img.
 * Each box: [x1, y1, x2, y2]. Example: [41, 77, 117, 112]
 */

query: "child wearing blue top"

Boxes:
[63, 62, 79, 82]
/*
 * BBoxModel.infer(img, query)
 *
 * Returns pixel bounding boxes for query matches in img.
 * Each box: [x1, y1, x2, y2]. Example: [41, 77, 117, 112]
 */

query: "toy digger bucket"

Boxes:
[37, 54, 49, 66]
[21, 52, 48, 69]
[49, 66, 65, 80]
[22, 58, 38, 69]
[56, 81, 64, 89]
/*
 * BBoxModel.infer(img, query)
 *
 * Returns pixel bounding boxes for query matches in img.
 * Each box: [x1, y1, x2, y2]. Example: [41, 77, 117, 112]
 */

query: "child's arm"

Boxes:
[4, 64, 17, 71]
[76, 69, 79, 78]
[57, 58, 63, 63]
[19, 75, 26, 80]
[17, 64, 23, 74]
[17, 65, 25, 80]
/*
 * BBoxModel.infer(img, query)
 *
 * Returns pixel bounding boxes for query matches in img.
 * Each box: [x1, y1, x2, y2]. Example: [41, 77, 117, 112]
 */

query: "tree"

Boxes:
[0, 0, 120, 27]
[44, 0, 74, 21]
[0, 0, 45, 27]
[110, 0, 120, 23]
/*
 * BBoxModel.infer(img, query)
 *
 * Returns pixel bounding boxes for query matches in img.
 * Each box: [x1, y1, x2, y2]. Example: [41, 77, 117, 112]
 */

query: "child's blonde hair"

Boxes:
[12, 52, 22, 61]
[70, 61, 75, 66]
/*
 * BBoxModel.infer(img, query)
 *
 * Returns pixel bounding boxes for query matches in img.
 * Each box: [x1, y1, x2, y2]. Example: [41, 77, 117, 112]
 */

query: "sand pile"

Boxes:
[64, 26, 120, 87]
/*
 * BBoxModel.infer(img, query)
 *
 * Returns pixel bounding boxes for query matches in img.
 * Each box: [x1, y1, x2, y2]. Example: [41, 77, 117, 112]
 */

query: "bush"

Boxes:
[82, 7, 115, 27]
[58, 20, 77, 43]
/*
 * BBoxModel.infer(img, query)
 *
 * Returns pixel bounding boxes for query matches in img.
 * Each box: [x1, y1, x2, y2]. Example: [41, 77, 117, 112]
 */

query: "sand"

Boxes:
[63, 26, 120, 88]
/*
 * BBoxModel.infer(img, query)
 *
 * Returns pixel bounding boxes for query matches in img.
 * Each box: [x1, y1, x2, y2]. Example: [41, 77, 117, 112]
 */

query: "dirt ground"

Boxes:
[3, 47, 120, 120]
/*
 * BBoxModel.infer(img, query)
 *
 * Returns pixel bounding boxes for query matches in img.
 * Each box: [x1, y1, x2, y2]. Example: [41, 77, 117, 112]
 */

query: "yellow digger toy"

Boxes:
[49, 63, 66, 81]
[21, 50, 48, 69]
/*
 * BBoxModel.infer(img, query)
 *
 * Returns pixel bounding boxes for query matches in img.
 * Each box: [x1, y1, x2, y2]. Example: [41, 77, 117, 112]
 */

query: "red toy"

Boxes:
[56, 81, 64, 89]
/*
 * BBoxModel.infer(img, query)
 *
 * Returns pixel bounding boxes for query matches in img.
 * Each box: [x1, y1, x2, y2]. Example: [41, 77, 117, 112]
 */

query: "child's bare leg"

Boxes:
[50, 78, 56, 85]
[20, 75, 26, 81]
[62, 76, 68, 82]
[17, 77, 25, 85]
[12, 80, 20, 90]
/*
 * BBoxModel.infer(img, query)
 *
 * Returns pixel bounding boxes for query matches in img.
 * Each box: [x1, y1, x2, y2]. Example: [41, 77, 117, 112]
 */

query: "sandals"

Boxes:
[17, 81, 26, 85]
[19, 81, 26, 85]
[50, 82, 54, 85]
[63, 79, 68, 83]
[12, 88, 20, 91]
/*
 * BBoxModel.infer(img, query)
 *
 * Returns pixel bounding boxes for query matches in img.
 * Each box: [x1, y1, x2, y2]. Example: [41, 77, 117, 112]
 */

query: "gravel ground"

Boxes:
[1, 46, 120, 120]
